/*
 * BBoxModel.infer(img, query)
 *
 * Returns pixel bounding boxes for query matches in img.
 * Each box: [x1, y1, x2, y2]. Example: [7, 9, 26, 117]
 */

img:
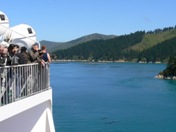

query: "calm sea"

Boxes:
[50, 62, 176, 132]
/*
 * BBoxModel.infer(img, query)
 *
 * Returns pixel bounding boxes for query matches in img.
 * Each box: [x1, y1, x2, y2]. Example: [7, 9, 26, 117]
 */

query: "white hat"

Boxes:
[0, 41, 9, 47]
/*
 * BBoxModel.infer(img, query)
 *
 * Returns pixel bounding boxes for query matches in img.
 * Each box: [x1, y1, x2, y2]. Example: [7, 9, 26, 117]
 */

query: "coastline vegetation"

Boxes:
[50, 25, 176, 78]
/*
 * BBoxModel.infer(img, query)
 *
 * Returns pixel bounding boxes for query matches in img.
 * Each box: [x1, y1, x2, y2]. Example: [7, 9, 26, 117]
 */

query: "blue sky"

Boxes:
[1, 0, 176, 42]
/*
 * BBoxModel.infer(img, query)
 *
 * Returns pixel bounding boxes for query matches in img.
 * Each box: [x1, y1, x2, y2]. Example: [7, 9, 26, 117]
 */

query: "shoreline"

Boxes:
[51, 60, 176, 80]
[51, 59, 164, 64]
[155, 75, 176, 80]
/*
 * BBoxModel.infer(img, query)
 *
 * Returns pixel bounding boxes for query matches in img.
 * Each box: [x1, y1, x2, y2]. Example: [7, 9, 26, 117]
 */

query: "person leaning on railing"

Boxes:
[28, 43, 45, 66]
[28, 43, 40, 63]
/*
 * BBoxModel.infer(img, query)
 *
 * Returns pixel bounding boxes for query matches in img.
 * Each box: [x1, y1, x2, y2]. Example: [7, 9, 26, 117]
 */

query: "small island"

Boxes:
[156, 56, 176, 80]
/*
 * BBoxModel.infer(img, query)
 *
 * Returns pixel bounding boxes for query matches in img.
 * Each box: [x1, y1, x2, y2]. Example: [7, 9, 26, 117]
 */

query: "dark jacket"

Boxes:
[28, 49, 40, 63]
[16, 52, 30, 64]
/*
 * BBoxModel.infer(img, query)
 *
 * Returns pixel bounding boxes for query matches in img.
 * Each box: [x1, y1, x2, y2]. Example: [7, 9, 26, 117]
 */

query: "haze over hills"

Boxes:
[40, 33, 116, 53]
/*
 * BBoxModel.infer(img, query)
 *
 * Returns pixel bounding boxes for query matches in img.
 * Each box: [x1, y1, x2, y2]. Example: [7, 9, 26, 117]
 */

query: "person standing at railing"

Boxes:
[15, 46, 31, 96]
[0, 44, 8, 93]
[16, 46, 30, 64]
[40, 45, 51, 88]
[7, 44, 22, 99]
[0, 44, 8, 66]
[41, 45, 51, 63]
[28, 44, 44, 91]
[7, 44, 20, 65]
[0, 44, 8, 105]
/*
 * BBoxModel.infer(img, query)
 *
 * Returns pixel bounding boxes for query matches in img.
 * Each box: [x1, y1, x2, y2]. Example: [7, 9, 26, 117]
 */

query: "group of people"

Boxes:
[0, 43, 51, 66]
[0, 43, 51, 104]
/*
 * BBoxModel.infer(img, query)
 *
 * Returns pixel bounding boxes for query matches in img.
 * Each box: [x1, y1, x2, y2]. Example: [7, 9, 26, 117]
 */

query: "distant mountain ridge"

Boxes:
[40, 33, 116, 53]
[39, 40, 62, 52]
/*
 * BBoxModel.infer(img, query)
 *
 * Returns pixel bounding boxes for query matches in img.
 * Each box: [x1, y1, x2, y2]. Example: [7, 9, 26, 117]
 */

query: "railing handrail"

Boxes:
[0, 63, 39, 68]
[0, 63, 50, 106]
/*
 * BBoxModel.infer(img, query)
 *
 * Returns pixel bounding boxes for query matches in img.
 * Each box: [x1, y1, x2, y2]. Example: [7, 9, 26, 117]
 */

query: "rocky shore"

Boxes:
[155, 74, 176, 80]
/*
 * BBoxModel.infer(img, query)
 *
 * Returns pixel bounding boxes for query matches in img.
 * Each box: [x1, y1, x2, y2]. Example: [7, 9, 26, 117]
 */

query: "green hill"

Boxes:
[53, 26, 176, 63]
[139, 37, 176, 62]
[130, 29, 176, 51]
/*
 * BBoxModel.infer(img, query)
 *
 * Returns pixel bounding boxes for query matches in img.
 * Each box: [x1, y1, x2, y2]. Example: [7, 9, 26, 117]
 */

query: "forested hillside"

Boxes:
[55, 31, 144, 61]
[129, 28, 176, 51]
[139, 37, 176, 62]
[53, 26, 176, 63]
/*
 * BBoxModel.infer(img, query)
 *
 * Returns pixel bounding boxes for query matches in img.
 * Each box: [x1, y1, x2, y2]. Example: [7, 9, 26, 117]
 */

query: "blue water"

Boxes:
[50, 62, 176, 132]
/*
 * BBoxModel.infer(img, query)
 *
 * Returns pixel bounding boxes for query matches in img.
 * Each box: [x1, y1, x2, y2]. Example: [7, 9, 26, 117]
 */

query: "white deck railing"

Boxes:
[0, 63, 50, 106]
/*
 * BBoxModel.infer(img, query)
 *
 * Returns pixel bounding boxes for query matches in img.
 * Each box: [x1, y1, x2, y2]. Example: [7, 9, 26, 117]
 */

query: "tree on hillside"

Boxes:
[55, 31, 145, 61]
[53, 27, 176, 63]
[167, 56, 176, 67]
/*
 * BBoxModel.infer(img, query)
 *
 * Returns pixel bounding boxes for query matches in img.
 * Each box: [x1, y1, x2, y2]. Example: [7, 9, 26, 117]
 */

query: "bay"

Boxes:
[50, 62, 176, 132]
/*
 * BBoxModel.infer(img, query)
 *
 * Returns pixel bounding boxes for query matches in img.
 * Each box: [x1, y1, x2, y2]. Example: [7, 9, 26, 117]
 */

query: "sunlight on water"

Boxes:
[50, 62, 176, 132]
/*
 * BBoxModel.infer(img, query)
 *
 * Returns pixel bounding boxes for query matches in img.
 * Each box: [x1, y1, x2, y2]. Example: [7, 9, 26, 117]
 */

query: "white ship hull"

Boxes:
[0, 88, 55, 132]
